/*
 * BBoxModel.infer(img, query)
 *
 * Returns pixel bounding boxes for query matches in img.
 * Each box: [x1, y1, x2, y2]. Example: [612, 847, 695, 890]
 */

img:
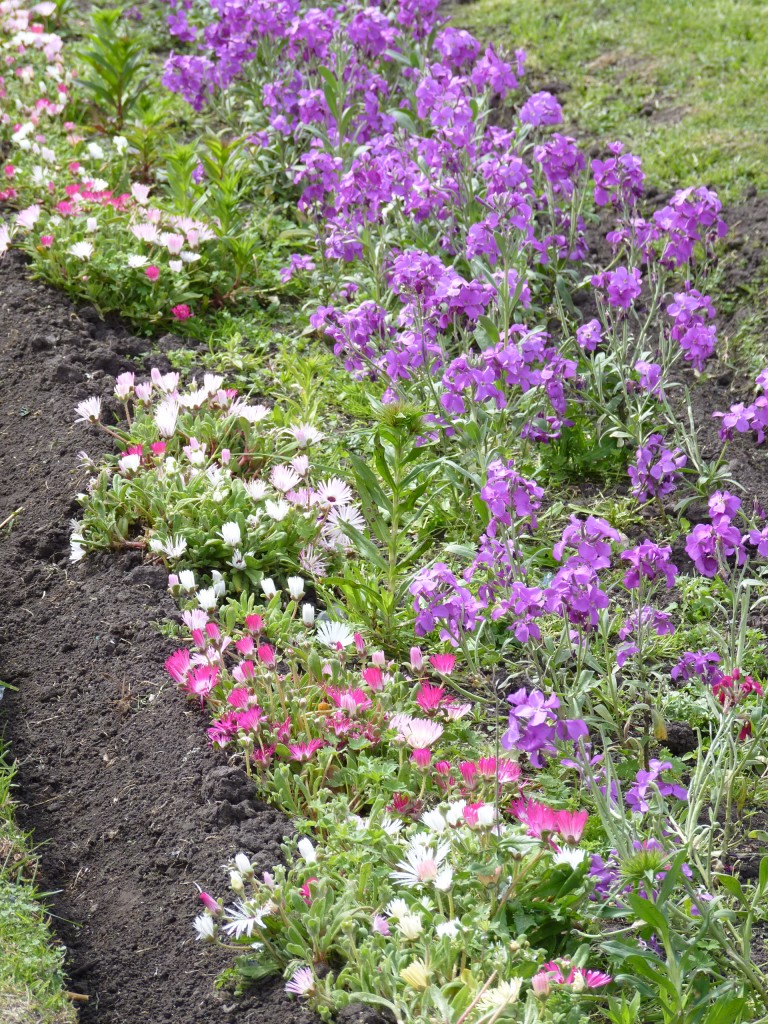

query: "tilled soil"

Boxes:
[0, 251, 311, 1024]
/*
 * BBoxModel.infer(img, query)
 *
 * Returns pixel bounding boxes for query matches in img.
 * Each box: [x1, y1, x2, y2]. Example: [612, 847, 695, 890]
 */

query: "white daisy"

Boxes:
[270, 465, 301, 493]
[74, 397, 101, 424]
[68, 240, 93, 260]
[315, 477, 354, 508]
[265, 499, 290, 521]
[391, 841, 451, 888]
[219, 521, 242, 547]
[315, 621, 356, 649]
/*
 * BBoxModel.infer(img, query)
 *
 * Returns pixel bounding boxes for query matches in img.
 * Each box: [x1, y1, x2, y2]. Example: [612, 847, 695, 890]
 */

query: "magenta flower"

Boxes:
[171, 303, 193, 320]
[620, 540, 678, 589]
[519, 90, 563, 127]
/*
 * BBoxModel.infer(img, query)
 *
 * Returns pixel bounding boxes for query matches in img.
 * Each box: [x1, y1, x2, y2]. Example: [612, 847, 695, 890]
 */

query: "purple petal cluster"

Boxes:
[502, 688, 587, 767]
[628, 434, 686, 503]
[626, 760, 688, 814]
[620, 540, 678, 590]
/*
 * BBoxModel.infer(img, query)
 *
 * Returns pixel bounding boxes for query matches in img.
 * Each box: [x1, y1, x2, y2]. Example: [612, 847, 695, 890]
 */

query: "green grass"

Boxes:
[458, 0, 768, 203]
[0, 743, 75, 1024]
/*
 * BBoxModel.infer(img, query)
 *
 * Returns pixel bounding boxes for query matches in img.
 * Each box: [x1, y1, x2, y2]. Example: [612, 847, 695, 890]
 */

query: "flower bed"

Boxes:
[2, 0, 768, 1022]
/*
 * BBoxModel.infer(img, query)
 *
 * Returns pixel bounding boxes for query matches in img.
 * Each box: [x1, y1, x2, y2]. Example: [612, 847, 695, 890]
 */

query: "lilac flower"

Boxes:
[678, 323, 717, 370]
[592, 142, 645, 208]
[628, 435, 686, 502]
[545, 564, 610, 631]
[575, 319, 602, 352]
[495, 582, 547, 642]
[626, 760, 688, 814]
[471, 47, 522, 98]
[634, 360, 664, 399]
[708, 491, 741, 523]
[480, 460, 544, 534]
[654, 187, 728, 267]
[553, 515, 621, 570]
[685, 521, 746, 577]
[619, 606, 675, 641]
[671, 651, 722, 686]
[601, 266, 642, 310]
[279, 254, 316, 282]
[519, 91, 563, 127]
[620, 540, 678, 589]
[534, 133, 585, 195]
[502, 688, 587, 767]
[409, 564, 482, 644]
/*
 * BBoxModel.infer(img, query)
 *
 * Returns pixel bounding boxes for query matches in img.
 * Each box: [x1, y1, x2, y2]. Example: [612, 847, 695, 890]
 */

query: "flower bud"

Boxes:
[287, 576, 305, 601]
[261, 577, 277, 599]
[229, 871, 245, 895]
[302, 603, 315, 626]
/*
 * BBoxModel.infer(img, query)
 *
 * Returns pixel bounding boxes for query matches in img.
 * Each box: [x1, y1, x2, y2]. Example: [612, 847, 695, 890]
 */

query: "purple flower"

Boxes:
[620, 540, 678, 589]
[592, 142, 645, 208]
[552, 515, 621, 570]
[480, 460, 544, 534]
[685, 521, 746, 577]
[519, 91, 563, 127]
[634, 361, 664, 399]
[502, 688, 587, 767]
[279, 254, 317, 283]
[708, 490, 741, 523]
[545, 564, 610, 631]
[409, 563, 482, 644]
[575, 319, 602, 352]
[671, 651, 722, 686]
[533, 133, 585, 195]
[678, 323, 717, 371]
[628, 434, 686, 502]
[619, 606, 675, 640]
[602, 266, 642, 309]
[626, 760, 687, 814]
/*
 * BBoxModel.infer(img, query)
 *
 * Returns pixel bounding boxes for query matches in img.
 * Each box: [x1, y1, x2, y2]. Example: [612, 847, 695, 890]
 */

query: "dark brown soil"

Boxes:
[0, 251, 311, 1024]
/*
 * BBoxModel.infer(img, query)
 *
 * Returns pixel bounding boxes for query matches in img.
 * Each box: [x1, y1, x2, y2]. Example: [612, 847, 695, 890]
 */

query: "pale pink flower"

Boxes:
[285, 967, 315, 997]
[270, 464, 301, 493]
[316, 477, 354, 508]
[16, 204, 40, 228]
[131, 222, 160, 243]
[74, 396, 101, 424]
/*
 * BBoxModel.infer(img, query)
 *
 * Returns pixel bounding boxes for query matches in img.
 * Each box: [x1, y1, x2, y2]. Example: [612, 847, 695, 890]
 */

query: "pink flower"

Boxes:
[165, 648, 190, 684]
[429, 653, 456, 674]
[411, 748, 432, 768]
[39, 234, 54, 247]
[145, 265, 160, 281]
[416, 682, 445, 713]
[326, 687, 372, 715]
[245, 614, 264, 633]
[257, 643, 275, 665]
[198, 891, 222, 916]
[288, 739, 326, 761]
[361, 666, 384, 691]
[299, 877, 317, 904]
[171, 303, 192, 320]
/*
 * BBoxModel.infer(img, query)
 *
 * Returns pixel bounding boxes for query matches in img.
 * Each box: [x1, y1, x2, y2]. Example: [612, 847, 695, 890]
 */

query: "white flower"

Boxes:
[435, 920, 460, 939]
[193, 914, 216, 941]
[202, 373, 224, 395]
[244, 480, 269, 501]
[386, 898, 409, 921]
[315, 621, 355, 649]
[445, 801, 467, 827]
[86, 217, 99, 233]
[68, 241, 93, 260]
[155, 400, 179, 438]
[70, 540, 86, 562]
[169, 259, 183, 273]
[149, 534, 188, 559]
[287, 576, 305, 600]
[285, 967, 315, 997]
[113, 135, 129, 153]
[118, 453, 140, 474]
[114, 371, 135, 399]
[261, 577, 277, 599]
[180, 250, 201, 263]
[391, 840, 451, 888]
[197, 587, 218, 611]
[219, 521, 242, 547]
[87, 142, 104, 160]
[221, 899, 275, 939]
[130, 182, 151, 205]
[421, 808, 448, 833]
[270, 465, 301, 493]
[316, 477, 354, 508]
[291, 422, 324, 447]
[234, 853, 253, 876]
[16, 204, 40, 229]
[265, 499, 290, 521]
[161, 231, 185, 254]
[477, 978, 523, 1012]
[325, 504, 366, 546]
[391, 716, 444, 750]
[302, 603, 315, 627]
[131, 222, 159, 243]
[127, 254, 149, 269]
[297, 838, 316, 864]
[234, 403, 269, 424]
[0, 224, 13, 254]
[229, 549, 247, 570]
[74, 397, 102, 424]
[552, 848, 589, 869]
[179, 569, 196, 592]
[396, 913, 423, 940]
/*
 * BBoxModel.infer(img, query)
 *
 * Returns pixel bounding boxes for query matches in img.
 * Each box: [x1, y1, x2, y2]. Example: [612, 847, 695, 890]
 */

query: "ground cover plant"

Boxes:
[0, 738, 75, 1024]
[2, 0, 768, 1022]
